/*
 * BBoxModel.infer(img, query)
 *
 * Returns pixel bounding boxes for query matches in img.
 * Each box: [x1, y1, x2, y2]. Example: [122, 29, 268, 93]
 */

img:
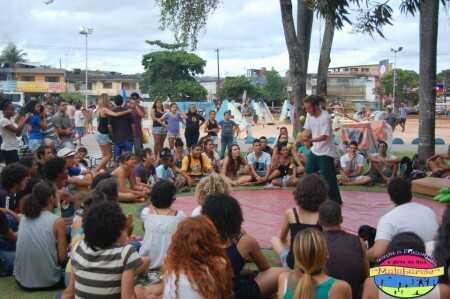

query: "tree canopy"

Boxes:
[379, 69, 419, 106]
[0, 43, 27, 66]
[263, 68, 287, 104]
[141, 40, 207, 101]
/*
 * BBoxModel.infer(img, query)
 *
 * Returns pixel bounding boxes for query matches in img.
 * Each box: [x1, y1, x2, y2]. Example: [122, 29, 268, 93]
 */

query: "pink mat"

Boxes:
[172, 190, 446, 247]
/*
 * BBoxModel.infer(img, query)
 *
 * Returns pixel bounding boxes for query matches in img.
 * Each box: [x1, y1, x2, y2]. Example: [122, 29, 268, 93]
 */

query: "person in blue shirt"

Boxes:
[25, 100, 47, 156]
[399, 103, 408, 132]
[154, 153, 185, 190]
[218, 111, 239, 159]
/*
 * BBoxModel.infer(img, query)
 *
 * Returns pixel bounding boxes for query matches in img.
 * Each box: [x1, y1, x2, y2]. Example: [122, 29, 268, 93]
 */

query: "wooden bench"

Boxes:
[411, 177, 450, 197]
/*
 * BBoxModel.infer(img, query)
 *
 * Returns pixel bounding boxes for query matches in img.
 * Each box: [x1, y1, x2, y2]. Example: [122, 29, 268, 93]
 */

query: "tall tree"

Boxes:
[220, 75, 255, 100]
[141, 40, 207, 101]
[417, 0, 439, 164]
[0, 43, 27, 66]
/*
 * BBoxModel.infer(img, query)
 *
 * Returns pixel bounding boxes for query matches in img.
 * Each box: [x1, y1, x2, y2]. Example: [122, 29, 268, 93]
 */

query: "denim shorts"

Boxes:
[28, 138, 44, 152]
[276, 175, 292, 183]
[76, 127, 85, 137]
[95, 131, 110, 145]
[207, 135, 219, 145]
[279, 248, 290, 268]
[167, 131, 180, 139]
[152, 126, 167, 135]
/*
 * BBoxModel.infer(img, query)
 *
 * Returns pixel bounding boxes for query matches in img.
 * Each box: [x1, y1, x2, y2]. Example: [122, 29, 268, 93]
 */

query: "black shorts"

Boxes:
[185, 131, 200, 148]
[400, 118, 406, 124]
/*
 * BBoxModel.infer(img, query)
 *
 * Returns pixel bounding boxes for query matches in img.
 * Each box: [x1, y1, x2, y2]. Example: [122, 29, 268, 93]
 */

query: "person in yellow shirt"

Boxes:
[181, 144, 214, 187]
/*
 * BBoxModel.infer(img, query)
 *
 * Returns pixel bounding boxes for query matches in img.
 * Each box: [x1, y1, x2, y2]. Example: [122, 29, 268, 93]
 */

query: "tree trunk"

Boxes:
[317, 17, 335, 96]
[279, 0, 314, 137]
[417, 0, 439, 166]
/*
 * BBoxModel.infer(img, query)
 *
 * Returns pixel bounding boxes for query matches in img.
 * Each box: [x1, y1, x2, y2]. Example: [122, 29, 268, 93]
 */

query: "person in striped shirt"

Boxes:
[62, 201, 143, 299]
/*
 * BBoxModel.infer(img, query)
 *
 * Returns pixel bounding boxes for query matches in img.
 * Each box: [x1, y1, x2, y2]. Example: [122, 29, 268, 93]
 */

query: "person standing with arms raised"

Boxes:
[302, 95, 342, 205]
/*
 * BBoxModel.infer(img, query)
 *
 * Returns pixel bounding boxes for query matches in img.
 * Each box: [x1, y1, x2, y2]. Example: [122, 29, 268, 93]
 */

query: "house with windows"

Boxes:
[65, 70, 141, 105]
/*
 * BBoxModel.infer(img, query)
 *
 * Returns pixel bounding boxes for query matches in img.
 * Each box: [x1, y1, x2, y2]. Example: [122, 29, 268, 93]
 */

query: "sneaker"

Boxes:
[182, 186, 191, 192]
[147, 271, 161, 284]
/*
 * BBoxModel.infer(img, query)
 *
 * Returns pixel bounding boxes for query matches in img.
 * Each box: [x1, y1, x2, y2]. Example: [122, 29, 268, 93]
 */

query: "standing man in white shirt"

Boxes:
[302, 95, 342, 204]
[241, 99, 253, 139]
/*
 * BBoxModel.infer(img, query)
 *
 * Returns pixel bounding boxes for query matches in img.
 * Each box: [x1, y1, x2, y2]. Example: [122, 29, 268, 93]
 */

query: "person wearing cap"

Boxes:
[318, 200, 368, 299]
[57, 147, 93, 192]
[129, 93, 146, 156]
[53, 99, 74, 152]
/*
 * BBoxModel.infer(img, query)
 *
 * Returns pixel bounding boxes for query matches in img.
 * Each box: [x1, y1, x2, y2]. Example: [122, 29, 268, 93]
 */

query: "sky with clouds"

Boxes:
[2, 0, 450, 79]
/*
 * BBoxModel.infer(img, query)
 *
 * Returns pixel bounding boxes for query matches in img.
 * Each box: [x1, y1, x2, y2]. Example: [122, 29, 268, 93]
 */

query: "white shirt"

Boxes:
[375, 202, 439, 243]
[0, 117, 19, 150]
[304, 109, 336, 158]
[340, 153, 365, 173]
[74, 110, 85, 127]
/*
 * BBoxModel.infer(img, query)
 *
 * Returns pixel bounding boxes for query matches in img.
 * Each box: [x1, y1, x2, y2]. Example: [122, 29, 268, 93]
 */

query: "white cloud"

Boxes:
[0, 0, 449, 84]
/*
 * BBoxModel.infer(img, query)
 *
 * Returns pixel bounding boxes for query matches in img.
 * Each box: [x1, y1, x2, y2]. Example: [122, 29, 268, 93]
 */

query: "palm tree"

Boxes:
[0, 43, 27, 67]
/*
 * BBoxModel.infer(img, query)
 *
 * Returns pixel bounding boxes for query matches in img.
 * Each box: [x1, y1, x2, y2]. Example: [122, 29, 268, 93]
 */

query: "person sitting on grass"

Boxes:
[0, 163, 29, 212]
[64, 190, 150, 288]
[266, 142, 298, 189]
[181, 143, 214, 188]
[139, 181, 186, 270]
[57, 147, 93, 193]
[171, 137, 189, 174]
[363, 232, 449, 299]
[191, 173, 232, 216]
[271, 174, 326, 269]
[200, 136, 222, 173]
[153, 153, 186, 190]
[336, 140, 372, 186]
[277, 228, 352, 299]
[15, 181, 67, 291]
[247, 138, 272, 186]
[271, 133, 290, 160]
[134, 148, 158, 190]
[319, 200, 368, 299]
[62, 201, 143, 299]
[368, 141, 401, 184]
[112, 152, 150, 203]
[293, 139, 311, 176]
[221, 144, 253, 187]
[426, 145, 450, 178]
[246, 135, 273, 156]
[0, 208, 20, 276]
[202, 192, 288, 298]
[16, 157, 42, 208]
[135, 215, 233, 298]
[35, 145, 55, 180]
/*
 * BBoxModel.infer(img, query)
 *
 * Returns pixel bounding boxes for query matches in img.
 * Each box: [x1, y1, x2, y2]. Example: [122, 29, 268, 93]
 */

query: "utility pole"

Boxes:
[215, 48, 220, 102]
[390, 47, 403, 111]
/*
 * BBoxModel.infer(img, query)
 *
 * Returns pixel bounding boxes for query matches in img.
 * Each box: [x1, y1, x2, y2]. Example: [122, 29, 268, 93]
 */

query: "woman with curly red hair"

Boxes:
[136, 215, 232, 298]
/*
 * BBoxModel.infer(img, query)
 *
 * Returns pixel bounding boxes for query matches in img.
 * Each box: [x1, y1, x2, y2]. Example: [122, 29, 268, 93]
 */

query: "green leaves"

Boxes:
[141, 41, 207, 100]
[0, 43, 27, 66]
[156, 0, 220, 49]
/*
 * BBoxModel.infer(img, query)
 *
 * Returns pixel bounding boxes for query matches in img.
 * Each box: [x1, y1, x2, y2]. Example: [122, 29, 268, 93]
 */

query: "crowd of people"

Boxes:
[0, 92, 449, 298]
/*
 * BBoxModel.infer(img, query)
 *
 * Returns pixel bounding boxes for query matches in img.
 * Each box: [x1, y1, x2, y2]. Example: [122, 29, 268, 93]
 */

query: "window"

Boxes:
[21, 76, 35, 82]
[103, 82, 112, 89]
[350, 68, 359, 72]
[361, 68, 370, 72]
[87, 82, 92, 90]
[45, 76, 60, 83]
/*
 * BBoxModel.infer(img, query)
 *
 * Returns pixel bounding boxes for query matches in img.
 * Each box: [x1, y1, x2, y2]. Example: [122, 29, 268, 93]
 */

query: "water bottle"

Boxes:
[282, 176, 287, 189]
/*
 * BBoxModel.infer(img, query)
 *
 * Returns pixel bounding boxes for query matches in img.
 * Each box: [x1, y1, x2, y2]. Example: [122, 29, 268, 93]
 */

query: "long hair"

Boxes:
[163, 215, 232, 298]
[195, 173, 231, 206]
[293, 228, 329, 299]
[227, 144, 243, 173]
[21, 181, 56, 218]
[98, 93, 110, 109]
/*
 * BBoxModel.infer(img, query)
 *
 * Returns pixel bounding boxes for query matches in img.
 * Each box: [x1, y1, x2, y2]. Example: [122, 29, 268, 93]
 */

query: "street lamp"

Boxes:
[79, 26, 93, 108]
[390, 47, 403, 110]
